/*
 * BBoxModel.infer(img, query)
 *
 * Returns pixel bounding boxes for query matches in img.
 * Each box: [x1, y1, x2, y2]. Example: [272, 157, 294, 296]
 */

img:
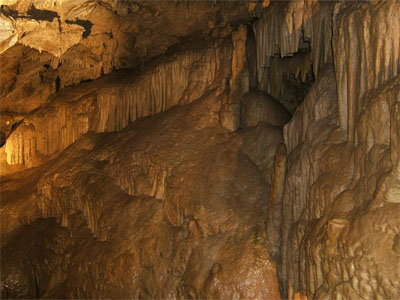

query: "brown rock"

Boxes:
[242, 90, 291, 128]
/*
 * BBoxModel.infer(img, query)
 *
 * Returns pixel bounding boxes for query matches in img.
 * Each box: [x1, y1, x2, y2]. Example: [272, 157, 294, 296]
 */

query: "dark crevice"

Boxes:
[56, 76, 61, 92]
[66, 19, 93, 38]
[7, 77, 17, 94]
[1, 5, 91, 39]
[34, 274, 40, 299]
[0, 131, 6, 148]
[214, 9, 224, 25]
[11, 121, 20, 132]
[246, 24, 257, 90]
[27, 5, 59, 22]
[79, 78, 94, 84]
[0, 5, 20, 19]
[279, 71, 314, 113]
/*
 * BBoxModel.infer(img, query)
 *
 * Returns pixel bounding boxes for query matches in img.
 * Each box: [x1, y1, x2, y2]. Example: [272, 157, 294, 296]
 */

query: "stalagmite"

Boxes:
[242, 90, 291, 128]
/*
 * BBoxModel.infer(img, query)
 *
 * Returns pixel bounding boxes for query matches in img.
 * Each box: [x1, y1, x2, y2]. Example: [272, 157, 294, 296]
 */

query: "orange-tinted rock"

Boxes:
[1, 1, 400, 299]
[1, 90, 283, 299]
[242, 90, 291, 128]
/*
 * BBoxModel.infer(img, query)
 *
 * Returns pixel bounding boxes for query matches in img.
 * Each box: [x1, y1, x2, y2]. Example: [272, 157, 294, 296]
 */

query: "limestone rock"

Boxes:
[3, 38, 233, 166]
[333, 0, 400, 141]
[278, 64, 400, 300]
[252, 0, 335, 88]
[16, 18, 84, 57]
[1, 1, 400, 300]
[242, 90, 291, 128]
[1, 91, 282, 299]
[0, 1, 252, 115]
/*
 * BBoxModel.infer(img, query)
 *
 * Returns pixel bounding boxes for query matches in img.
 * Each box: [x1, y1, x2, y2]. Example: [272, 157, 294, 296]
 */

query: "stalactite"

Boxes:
[268, 52, 312, 100]
[94, 48, 225, 132]
[279, 51, 400, 300]
[252, 0, 335, 94]
[4, 40, 232, 165]
[332, 0, 400, 142]
[5, 98, 93, 165]
[107, 153, 170, 201]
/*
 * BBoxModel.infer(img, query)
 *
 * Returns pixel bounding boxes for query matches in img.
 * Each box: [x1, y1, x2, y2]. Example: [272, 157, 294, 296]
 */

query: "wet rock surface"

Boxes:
[1, 0, 400, 299]
[279, 67, 400, 300]
[3, 36, 234, 166]
[1, 91, 283, 299]
[0, 0, 252, 115]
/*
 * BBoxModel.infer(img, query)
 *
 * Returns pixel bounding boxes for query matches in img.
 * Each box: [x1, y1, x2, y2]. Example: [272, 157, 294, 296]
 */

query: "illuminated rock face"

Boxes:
[0, 0, 251, 114]
[274, 2, 400, 298]
[1, 91, 283, 299]
[280, 69, 400, 300]
[1, 0, 400, 299]
[4, 38, 233, 166]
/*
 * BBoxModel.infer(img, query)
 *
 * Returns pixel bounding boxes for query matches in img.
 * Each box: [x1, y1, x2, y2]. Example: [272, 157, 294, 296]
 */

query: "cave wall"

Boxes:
[276, 2, 400, 299]
[0, 0, 252, 112]
[1, 0, 400, 299]
[281, 66, 400, 300]
[4, 36, 234, 166]
[1, 90, 285, 299]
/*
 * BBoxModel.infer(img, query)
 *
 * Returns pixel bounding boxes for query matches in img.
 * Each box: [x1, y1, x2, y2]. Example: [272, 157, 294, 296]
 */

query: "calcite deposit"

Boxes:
[1, 0, 399, 299]
[0, 0, 251, 113]
[4, 36, 233, 166]
[1, 88, 284, 299]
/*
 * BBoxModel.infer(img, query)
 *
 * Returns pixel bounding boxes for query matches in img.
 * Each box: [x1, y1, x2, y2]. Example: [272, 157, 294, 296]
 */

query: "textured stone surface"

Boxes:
[242, 90, 291, 128]
[3, 36, 234, 166]
[252, 0, 334, 100]
[1, 0, 400, 299]
[0, 0, 252, 115]
[1, 90, 282, 299]
[271, 2, 400, 298]
[279, 66, 400, 300]
[333, 0, 400, 142]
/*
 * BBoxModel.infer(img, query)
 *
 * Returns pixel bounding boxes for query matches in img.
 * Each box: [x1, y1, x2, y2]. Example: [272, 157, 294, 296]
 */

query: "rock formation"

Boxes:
[1, 89, 284, 299]
[1, 0, 399, 299]
[4, 36, 233, 166]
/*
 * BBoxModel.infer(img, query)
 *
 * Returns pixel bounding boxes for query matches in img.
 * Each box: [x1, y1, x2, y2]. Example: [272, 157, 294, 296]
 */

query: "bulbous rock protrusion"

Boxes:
[242, 90, 291, 128]
[392, 234, 400, 256]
